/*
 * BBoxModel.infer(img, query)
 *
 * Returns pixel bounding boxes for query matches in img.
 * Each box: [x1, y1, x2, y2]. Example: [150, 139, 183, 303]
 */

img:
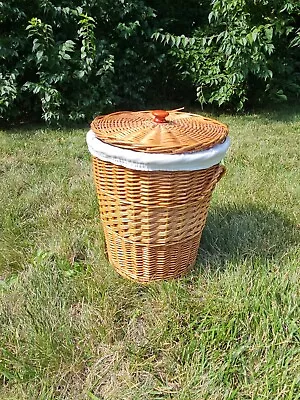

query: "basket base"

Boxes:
[103, 227, 201, 283]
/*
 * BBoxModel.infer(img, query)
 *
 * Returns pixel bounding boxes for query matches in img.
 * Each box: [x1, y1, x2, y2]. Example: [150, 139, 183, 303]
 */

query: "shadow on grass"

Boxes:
[198, 203, 299, 267]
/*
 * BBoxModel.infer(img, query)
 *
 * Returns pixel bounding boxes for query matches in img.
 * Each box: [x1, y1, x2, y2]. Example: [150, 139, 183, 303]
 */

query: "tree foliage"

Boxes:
[0, 0, 161, 123]
[0, 0, 300, 123]
[155, 0, 300, 109]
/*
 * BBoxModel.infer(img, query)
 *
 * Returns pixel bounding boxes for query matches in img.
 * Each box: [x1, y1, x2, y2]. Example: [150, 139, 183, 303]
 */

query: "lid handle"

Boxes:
[152, 110, 169, 123]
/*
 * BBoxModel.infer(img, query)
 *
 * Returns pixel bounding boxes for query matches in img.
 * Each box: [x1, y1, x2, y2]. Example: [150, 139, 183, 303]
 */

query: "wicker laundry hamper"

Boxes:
[87, 109, 230, 283]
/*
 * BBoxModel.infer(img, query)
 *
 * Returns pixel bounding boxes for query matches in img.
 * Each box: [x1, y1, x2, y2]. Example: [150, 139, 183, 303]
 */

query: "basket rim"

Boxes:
[87, 129, 230, 171]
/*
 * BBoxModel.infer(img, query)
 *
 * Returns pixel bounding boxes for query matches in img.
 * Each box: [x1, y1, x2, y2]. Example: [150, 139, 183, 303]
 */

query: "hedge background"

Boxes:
[1, 0, 299, 123]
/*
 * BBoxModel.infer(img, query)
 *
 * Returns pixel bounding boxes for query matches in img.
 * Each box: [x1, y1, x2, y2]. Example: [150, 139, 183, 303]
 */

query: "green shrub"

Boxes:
[1, 0, 300, 123]
[0, 0, 161, 123]
[155, 0, 300, 110]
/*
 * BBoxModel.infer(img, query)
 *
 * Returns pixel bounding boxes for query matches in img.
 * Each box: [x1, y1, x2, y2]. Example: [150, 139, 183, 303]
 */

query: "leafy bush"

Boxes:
[1, 0, 300, 123]
[0, 0, 161, 123]
[155, 0, 300, 110]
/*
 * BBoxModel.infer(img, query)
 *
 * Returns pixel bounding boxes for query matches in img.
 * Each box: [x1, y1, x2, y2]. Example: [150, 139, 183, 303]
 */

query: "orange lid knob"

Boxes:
[152, 110, 169, 123]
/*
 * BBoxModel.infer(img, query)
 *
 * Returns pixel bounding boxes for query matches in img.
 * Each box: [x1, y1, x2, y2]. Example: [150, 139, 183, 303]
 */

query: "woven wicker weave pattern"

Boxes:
[104, 227, 201, 282]
[91, 111, 228, 154]
[92, 157, 225, 282]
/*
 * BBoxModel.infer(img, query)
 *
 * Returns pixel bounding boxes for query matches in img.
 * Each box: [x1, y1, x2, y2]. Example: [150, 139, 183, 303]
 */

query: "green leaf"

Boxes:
[265, 27, 273, 41]
[75, 70, 85, 79]
[169, 35, 176, 47]
[32, 39, 41, 52]
[175, 36, 182, 48]
[182, 36, 189, 47]
[36, 50, 43, 61]
[252, 30, 258, 42]
[151, 32, 160, 41]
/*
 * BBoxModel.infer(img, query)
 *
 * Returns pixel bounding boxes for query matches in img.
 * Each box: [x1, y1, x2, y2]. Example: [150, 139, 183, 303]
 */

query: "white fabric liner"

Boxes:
[86, 129, 230, 171]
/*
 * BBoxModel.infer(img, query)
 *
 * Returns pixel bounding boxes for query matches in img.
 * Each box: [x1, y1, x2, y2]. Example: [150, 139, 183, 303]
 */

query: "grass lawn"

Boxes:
[0, 108, 299, 399]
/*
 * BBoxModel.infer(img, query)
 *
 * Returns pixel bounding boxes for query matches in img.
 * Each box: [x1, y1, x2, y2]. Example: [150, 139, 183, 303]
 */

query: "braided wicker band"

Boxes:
[87, 130, 230, 171]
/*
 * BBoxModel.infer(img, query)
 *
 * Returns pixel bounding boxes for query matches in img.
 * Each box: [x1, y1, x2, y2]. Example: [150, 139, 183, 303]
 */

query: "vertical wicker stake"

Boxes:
[87, 110, 230, 282]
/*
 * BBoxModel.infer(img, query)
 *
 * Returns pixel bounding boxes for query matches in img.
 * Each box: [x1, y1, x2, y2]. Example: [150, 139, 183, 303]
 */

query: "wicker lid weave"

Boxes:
[90, 110, 228, 154]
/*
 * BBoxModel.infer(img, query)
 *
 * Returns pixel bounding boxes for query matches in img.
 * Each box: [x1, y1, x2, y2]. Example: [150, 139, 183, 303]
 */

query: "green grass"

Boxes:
[0, 108, 299, 399]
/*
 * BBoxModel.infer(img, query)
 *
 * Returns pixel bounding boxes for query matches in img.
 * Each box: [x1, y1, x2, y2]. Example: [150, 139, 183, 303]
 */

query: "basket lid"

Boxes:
[90, 109, 228, 154]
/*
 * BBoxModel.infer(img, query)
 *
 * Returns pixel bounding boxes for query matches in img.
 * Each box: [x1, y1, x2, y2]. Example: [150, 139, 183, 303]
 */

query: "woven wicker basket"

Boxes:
[88, 110, 229, 283]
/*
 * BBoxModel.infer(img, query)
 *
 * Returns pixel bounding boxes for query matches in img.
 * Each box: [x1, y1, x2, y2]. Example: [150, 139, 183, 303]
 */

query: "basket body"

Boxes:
[92, 156, 225, 283]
